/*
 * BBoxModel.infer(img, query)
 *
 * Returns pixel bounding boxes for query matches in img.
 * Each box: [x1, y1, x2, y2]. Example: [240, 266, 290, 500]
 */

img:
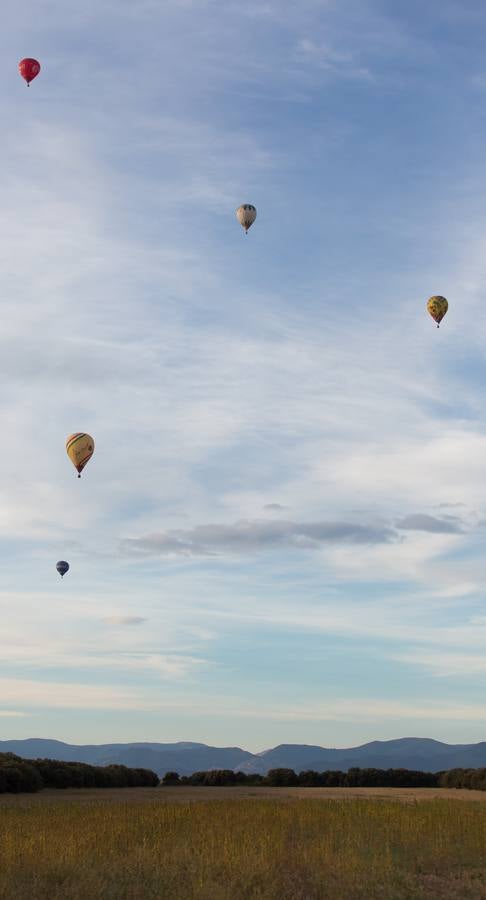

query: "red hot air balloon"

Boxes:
[19, 58, 41, 86]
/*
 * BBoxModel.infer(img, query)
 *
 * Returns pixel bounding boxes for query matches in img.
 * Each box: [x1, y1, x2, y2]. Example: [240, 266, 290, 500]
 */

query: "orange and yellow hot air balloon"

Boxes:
[66, 433, 95, 478]
[427, 295, 448, 328]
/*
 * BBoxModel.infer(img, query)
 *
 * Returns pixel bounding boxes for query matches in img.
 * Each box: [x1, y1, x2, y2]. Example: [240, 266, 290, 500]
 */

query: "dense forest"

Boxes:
[2, 753, 486, 794]
[162, 767, 486, 789]
[0, 753, 159, 793]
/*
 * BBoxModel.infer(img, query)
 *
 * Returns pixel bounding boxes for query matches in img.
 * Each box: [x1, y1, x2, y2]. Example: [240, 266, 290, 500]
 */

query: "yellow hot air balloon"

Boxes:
[66, 433, 95, 478]
[236, 204, 256, 233]
[427, 295, 448, 328]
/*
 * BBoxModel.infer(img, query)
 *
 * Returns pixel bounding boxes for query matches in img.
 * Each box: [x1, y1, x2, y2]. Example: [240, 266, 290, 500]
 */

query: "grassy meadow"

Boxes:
[1, 793, 486, 898]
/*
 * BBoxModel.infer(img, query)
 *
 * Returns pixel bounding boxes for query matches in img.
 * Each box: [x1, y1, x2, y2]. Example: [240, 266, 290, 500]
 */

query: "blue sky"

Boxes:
[2, 0, 486, 750]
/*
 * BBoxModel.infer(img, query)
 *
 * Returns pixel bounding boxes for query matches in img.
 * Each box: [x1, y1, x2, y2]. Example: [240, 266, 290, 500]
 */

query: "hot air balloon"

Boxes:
[18, 58, 41, 86]
[66, 433, 95, 477]
[236, 204, 256, 233]
[427, 295, 448, 328]
[56, 561, 69, 578]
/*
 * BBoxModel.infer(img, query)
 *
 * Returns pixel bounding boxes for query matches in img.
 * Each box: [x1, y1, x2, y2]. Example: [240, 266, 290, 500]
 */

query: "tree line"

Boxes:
[0, 752, 159, 793]
[439, 768, 486, 790]
[162, 766, 486, 789]
[2, 753, 486, 794]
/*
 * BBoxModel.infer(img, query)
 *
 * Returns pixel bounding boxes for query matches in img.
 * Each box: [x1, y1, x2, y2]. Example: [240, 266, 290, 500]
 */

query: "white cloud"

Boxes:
[257, 698, 486, 723]
[0, 588, 213, 685]
[295, 37, 374, 81]
[0, 679, 151, 711]
[102, 616, 147, 626]
[0, 640, 208, 680]
[392, 649, 486, 678]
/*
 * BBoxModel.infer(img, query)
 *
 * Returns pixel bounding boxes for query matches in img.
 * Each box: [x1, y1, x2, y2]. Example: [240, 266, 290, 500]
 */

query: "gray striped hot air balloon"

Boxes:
[236, 204, 256, 233]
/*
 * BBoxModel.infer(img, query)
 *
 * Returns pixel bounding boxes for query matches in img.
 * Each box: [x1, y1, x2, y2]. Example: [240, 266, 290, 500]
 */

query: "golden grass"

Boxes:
[3, 785, 486, 805]
[1, 797, 486, 898]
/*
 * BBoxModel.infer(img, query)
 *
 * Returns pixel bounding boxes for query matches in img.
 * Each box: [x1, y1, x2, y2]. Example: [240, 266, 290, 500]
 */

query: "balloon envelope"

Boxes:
[66, 433, 95, 477]
[427, 295, 448, 326]
[56, 560, 69, 578]
[236, 204, 256, 232]
[19, 58, 41, 84]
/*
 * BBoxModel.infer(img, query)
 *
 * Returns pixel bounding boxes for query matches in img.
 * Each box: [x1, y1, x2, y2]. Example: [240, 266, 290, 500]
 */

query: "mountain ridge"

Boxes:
[2, 737, 486, 776]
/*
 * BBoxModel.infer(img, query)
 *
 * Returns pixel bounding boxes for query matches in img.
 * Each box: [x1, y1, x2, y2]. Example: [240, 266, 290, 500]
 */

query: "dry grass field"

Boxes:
[1, 784, 486, 805]
[1, 790, 486, 898]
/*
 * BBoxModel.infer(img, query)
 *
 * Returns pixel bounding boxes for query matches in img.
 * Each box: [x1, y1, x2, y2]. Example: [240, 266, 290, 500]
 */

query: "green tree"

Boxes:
[162, 772, 180, 785]
[265, 768, 298, 786]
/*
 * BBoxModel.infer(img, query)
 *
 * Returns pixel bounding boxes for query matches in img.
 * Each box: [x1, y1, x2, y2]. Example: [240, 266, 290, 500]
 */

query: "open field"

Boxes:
[2, 785, 486, 805]
[1, 794, 486, 898]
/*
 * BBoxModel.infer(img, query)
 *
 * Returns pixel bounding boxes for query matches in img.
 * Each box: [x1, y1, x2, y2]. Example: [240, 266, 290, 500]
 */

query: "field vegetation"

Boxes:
[1, 796, 486, 898]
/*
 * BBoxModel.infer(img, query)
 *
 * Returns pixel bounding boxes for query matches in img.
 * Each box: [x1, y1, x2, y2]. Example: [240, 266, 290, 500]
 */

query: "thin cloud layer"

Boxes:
[122, 509, 470, 558]
[395, 513, 465, 534]
[121, 518, 396, 557]
[102, 616, 147, 626]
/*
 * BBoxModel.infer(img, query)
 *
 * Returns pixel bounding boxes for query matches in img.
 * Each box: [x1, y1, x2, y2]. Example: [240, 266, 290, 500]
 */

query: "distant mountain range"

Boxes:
[2, 737, 486, 776]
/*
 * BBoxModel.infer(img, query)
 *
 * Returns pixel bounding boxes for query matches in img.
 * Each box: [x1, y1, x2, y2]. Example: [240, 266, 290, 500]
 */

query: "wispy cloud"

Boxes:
[392, 649, 486, 678]
[102, 616, 147, 626]
[0, 679, 152, 711]
[395, 513, 465, 534]
[295, 38, 374, 81]
[258, 698, 486, 724]
[120, 509, 472, 559]
[121, 518, 396, 557]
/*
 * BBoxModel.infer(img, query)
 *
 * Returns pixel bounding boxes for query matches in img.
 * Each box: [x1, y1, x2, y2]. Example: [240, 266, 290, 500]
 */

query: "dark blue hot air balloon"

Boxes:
[56, 560, 69, 578]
